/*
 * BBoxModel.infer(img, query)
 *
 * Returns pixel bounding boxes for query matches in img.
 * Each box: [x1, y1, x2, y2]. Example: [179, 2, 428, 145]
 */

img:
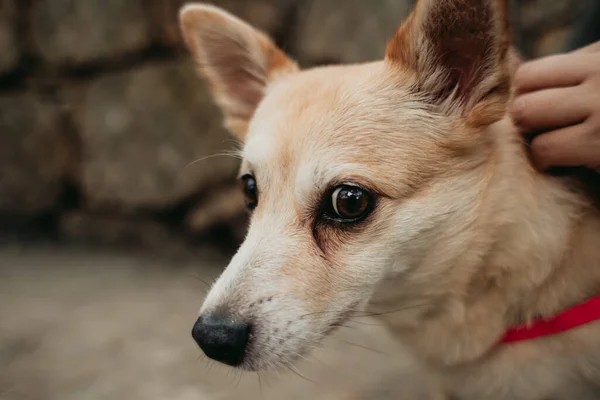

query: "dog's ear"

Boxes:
[386, 0, 511, 125]
[180, 4, 299, 140]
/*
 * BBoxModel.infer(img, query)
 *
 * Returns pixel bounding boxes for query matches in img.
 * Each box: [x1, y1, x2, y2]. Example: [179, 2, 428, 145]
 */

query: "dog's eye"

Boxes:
[241, 174, 258, 210]
[329, 185, 370, 221]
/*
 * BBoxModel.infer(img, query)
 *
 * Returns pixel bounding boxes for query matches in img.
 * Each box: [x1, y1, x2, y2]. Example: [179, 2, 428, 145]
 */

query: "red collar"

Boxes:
[501, 295, 600, 344]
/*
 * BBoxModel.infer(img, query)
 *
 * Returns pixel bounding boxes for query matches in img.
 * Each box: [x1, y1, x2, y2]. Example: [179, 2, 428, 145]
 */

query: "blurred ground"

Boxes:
[0, 242, 432, 400]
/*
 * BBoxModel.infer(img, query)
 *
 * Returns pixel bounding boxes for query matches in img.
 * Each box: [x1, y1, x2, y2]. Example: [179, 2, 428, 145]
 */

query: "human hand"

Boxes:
[510, 41, 600, 171]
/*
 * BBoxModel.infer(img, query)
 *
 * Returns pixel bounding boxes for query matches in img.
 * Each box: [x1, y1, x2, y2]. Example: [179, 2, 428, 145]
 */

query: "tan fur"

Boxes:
[181, 1, 600, 398]
[179, 4, 298, 139]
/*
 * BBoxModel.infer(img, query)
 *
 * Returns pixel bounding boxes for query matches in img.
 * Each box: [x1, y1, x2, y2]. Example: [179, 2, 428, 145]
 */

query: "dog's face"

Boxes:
[181, 0, 512, 371]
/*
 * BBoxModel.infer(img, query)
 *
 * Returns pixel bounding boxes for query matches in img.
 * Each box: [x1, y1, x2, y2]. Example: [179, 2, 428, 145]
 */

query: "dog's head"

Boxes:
[181, 0, 513, 370]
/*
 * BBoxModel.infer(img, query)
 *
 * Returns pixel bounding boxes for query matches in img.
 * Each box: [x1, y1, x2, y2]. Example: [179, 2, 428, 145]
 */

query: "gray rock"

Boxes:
[0, 93, 73, 214]
[152, 0, 281, 48]
[519, 0, 585, 33]
[29, 0, 152, 67]
[69, 60, 240, 210]
[59, 211, 181, 250]
[515, 0, 588, 57]
[532, 25, 573, 57]
[185, 183, 245, 233]
[0, 0, 18, 75]
[293, 0, 415, 66]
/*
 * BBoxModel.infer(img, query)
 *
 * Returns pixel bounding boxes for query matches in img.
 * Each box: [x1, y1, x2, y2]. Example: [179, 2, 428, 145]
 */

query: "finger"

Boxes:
[511, 86, 590, 133]
[530, 123, 600, 170]
[513, 53, 598, 93]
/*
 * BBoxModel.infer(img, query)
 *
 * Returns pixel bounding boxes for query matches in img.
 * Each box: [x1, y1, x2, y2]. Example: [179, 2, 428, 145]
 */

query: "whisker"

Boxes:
[186, 273, 213, 292]
[337, 339, 386, 355]
[298, 309, 355, 319]
[235, 369, 243, 388]
[299, 352, 328, 368]
[207, 359, 216, 373]
[256, 372, 264, 394]
[343, 319, 384, 326]
[351, 302, 433, 318]
[220, 138, 244, 151]
[331, 322, 359, 331]
[184, 151, 243, 171]
[261, 372, 273, 389]
[283, 360, 317, 385]
[298, 302, 429, 322]
[289, 349, 320, 366]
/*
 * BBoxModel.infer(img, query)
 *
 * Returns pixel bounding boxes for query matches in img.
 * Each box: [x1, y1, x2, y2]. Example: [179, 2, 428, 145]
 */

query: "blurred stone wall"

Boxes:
[0, 0, 588, 251]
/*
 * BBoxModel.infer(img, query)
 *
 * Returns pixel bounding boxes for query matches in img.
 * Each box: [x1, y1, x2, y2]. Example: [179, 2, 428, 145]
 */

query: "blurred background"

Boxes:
[0, 0, 593, 399]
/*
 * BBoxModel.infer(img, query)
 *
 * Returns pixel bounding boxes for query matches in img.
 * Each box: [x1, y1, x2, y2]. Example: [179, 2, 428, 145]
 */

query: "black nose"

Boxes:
[191, 314, 252, 366]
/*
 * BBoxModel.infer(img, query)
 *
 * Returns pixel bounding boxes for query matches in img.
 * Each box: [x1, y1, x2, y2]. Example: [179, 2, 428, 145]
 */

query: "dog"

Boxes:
[179, 1, 600, 398]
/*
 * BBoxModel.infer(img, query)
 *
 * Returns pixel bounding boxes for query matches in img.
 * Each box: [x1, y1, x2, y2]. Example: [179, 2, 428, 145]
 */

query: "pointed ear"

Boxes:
[180, 4, 299, 140]
[386, 0, 511, 125]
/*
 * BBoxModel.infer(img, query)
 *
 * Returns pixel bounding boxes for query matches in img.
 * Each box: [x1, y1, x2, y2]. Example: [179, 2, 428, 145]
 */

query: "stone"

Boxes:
[0, 0, 18, 75]
[67, 60, 240, 210]
[519, 0, 585, 33]
[516, 0, 587, 56]
[29, 0, 152, 67]
[533, 26, 573, 57]
[0, 93, 73, 214]
[185, 183, 246, 233]
[59, 211, 180, 250]
[293, 0, 415, 66]
[152, 0, 280, 48]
